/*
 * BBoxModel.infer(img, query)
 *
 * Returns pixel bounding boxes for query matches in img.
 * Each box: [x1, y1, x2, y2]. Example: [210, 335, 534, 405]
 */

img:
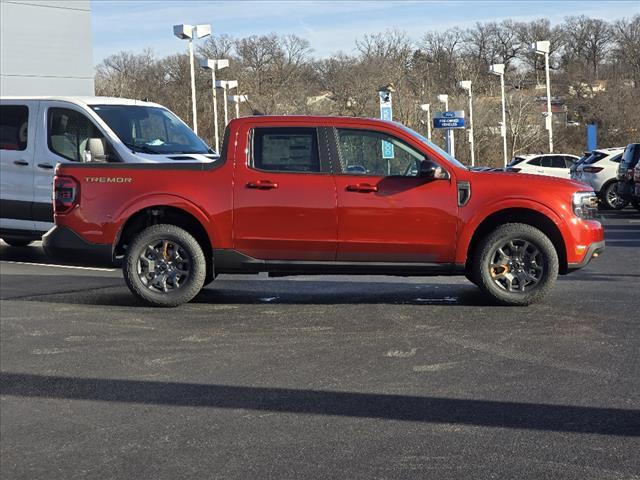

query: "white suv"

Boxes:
[571, 147, 626, 209]
[506, 153, 579, 179]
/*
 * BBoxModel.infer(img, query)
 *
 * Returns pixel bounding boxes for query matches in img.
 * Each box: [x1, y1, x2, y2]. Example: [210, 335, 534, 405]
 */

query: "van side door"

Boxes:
[0, 100, 38, 235]
[33, 102, 110, 231]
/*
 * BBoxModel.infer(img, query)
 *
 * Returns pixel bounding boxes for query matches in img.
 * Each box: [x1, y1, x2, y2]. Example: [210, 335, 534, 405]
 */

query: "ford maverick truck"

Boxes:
[43, 116, 605, 307]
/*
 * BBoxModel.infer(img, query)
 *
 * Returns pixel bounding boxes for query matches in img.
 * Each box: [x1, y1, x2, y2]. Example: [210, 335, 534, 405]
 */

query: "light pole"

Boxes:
[200, 58, 228, 153]
[173, 24, 211, 135]
[229, 95, 248, 119]
[489, 63, 508, 167]
[530, 40, 553, 153]
[459, 80, 475, 167]
[419, 103, 431, 141]
[215, 80, 238, 126]
[437, 94, 454, 157]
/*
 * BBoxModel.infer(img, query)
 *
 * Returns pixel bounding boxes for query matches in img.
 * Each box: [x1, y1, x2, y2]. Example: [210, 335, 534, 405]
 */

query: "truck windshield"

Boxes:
[395, 123, 468, 169]
[90, 105, 211, 155]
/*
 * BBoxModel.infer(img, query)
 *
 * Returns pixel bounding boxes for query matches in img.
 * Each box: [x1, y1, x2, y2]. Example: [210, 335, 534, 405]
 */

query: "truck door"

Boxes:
[0, 101, 38, 235]
[232, 125, 338, 261]
[330, 127, 458, 264]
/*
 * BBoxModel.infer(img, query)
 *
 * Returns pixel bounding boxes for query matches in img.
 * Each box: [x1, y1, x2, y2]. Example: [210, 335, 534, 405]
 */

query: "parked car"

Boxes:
[617, 143, 640, 209]
[44, 116, 604, 307]
[572, 147, 626, 209]
[569, 151, 592, 177]
[0, 96, 216, 246]
[506, 153, 580, 178]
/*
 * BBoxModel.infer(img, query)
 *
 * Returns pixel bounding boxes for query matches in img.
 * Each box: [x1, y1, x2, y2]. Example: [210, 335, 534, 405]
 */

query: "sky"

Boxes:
[91, 0, 640, 65]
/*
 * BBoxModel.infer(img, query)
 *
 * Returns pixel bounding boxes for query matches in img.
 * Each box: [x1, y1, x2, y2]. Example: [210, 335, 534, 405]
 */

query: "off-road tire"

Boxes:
[471, 223, 558, 306]
[123, 224, 206, 307]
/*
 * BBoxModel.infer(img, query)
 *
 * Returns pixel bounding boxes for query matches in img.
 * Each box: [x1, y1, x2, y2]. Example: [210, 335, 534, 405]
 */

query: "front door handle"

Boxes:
[346, 183, 378, 193]
[37, 163, 54, 170]
[13, 160, 29, 166]
[247, 180, 278, 190]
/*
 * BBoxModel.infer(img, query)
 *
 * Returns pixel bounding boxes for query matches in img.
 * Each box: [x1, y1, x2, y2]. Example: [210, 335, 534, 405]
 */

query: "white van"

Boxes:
[0, 96, 217, 246]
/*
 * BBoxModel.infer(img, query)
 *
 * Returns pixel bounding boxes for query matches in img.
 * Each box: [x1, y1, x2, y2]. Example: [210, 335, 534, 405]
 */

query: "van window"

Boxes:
[0, 105, 29, 151]
[48, 108, 105, 162]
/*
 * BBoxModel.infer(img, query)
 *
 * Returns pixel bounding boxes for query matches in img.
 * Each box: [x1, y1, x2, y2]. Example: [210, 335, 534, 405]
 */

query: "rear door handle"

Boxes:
[247, 180, 278, 190]
[346, 183, 378, 193]
[13, 160, 29, 166]
[37, 163, 54, 170]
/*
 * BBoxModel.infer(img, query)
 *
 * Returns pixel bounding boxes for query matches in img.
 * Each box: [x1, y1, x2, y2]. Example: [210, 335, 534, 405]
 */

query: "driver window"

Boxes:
[335, 128, 425, 176]
[48, 108, 106, 162]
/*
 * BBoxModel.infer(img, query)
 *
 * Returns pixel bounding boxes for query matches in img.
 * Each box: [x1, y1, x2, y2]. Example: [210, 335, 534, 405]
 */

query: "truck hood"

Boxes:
[469, 170, 590, 192]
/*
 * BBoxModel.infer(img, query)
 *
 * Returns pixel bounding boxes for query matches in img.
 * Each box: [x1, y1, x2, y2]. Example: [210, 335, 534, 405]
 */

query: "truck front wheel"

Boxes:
[123, 224, 206, 307]
[471, 223, 558, 306]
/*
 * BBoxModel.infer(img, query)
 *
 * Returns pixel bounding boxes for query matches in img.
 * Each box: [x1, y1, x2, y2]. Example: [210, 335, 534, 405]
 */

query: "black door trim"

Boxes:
[213, 248, 463, 276]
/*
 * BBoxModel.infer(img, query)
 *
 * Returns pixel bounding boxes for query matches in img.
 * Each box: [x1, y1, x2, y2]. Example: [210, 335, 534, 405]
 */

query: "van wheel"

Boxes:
[600, 182, 629, 210]
[471, 223, 558, 306]
[2, 238, 33, 247]
[123, 224, 206, 307]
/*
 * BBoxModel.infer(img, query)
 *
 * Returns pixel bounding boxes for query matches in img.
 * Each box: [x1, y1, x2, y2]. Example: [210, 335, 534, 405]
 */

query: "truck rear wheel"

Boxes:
[471, 223, 558, 306]
[123, 224, 206, 307]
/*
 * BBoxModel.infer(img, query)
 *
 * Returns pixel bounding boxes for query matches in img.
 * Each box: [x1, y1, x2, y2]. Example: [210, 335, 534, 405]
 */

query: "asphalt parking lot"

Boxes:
[1, 209, 639, 480]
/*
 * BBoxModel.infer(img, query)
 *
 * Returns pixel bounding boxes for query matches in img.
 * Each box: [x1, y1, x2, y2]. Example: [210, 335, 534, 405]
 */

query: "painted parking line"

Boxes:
[0, 261, 116, 272]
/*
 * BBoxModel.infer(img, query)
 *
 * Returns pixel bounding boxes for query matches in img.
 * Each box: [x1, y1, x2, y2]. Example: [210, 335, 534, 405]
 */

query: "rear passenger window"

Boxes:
[48, 108, 105, 162]
[551, 156, 566, 168]
[0, 105, 29, 151]
[252, 127, 320, 172]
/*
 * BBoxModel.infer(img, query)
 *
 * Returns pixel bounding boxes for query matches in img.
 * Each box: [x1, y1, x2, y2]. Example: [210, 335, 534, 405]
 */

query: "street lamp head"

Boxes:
[194, 24, 211, 39]
[530, 40, 550, 55]
[437, 94, 448, 104]
[215, 80, 239, 90]
[173, 24, 211, 40]
[173, 24, 194, 39]
[200, 58, 229, 70]
[419, 103, 430, 111]
[230, 95, 248, 103]
[459, 80, 472, 91]
[489, 63, 505, 76]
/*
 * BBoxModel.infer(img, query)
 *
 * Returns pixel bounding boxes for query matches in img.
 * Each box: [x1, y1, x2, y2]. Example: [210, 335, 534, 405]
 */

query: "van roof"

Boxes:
[0, 96, 165, 109]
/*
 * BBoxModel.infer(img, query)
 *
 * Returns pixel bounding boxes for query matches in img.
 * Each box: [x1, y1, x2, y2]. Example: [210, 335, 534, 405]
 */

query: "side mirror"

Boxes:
[419, 159, 448, 180]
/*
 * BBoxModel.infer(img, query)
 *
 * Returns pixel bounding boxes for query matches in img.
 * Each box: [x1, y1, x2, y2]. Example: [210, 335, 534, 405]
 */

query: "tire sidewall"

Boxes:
[123, 224, 206, 307]
[474, 224, 558, 306]
[601, 182, 628, 210]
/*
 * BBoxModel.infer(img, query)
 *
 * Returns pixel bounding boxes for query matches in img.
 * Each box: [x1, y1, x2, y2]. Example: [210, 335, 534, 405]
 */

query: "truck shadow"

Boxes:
[1, 372, 638, 436]
[4, 273, 499, 307]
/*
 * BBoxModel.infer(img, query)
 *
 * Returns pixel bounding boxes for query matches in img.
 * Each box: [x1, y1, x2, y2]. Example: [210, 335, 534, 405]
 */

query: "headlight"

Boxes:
[572, 191, 598, 219]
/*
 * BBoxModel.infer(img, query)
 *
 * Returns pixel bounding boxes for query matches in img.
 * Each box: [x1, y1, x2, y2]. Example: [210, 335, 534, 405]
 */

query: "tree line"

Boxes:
[95, 15, 640, 166]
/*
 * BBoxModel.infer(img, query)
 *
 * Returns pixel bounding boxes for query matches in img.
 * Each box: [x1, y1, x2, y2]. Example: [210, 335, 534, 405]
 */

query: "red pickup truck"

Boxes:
[43, 116, 604, 307]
